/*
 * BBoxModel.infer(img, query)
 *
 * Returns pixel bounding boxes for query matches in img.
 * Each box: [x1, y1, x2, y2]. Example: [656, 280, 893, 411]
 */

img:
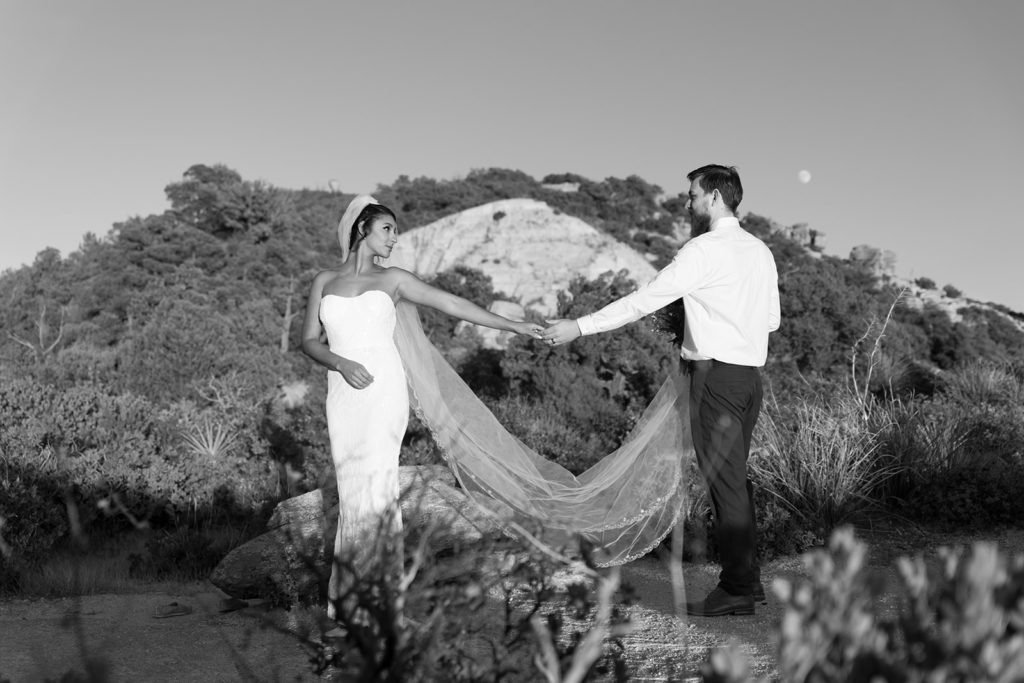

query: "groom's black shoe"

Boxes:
[685, 587, 755, 617]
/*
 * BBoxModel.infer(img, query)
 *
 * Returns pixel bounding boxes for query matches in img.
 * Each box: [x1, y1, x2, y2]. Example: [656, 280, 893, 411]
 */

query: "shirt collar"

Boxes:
[710, 216, 741, 231]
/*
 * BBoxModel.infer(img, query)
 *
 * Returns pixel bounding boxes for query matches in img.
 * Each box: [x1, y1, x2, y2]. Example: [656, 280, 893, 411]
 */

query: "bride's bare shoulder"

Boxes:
[309, 269, 352, 297]
[381, 265, 413, 275]
[380, 266, 419, 284]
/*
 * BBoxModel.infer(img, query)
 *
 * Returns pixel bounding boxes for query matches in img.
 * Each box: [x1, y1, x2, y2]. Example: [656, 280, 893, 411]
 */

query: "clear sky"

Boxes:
[2, 1, 1022, 310]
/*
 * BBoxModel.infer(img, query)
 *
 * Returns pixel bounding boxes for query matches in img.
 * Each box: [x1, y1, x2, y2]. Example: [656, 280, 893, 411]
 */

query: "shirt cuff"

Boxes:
[576, 315, 596, 336]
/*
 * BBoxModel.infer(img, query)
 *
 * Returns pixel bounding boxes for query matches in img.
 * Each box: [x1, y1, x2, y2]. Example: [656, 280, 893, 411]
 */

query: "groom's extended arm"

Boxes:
[542, 243, 709, 345]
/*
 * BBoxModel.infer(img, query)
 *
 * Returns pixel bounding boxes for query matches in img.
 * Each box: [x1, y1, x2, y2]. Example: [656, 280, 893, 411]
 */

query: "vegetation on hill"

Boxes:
[1, 162, 1022, 581]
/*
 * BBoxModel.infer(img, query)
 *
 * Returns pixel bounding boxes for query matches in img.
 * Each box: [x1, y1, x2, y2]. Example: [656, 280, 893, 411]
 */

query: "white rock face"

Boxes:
[384, 199, 658, 315]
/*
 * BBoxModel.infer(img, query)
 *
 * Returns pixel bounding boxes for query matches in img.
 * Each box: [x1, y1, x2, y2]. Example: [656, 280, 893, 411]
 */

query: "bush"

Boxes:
[764, 527, 1024, 682]
[905, 458, 1024, 528]
[915, 276, 936, 290]
[750, 395, 896, 535]
[0, 466, 69, 563]
[487, 395, 612, 474]
[291, 505, 633, 682]
[943, 283, 963, 298]
[0, 377, 280, 538]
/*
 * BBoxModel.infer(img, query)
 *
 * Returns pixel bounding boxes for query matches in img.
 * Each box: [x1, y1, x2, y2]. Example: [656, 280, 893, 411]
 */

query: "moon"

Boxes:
[798, 170, 812, 184]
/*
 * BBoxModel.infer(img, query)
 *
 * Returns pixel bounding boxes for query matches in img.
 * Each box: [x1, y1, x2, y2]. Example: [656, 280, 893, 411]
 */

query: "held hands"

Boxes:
[509, 320, 545, 339]
[336, 358, 374, 389]
[540, 319, 581, 346]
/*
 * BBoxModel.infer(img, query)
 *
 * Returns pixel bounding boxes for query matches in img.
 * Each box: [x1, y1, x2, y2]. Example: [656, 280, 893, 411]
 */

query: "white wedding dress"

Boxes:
[320, 290, 408, 615]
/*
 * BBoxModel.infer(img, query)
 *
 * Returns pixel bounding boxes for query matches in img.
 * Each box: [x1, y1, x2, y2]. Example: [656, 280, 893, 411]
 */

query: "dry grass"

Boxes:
[751, 394, 897, 531]
[945, 359, 1024, 407]
[18, 549, 134, 598]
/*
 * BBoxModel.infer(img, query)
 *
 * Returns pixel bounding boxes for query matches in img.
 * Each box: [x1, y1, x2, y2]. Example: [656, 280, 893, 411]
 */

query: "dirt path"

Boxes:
[0, 587, 316, 682]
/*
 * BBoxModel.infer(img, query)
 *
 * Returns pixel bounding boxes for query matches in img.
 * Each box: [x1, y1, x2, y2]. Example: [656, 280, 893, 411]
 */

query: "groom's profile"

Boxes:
[542, 164, 781, 617]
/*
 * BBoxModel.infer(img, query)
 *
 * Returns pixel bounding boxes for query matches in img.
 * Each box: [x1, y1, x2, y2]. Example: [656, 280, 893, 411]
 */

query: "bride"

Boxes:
[302, 195, 691, 615]
[301, 196, 543, 616]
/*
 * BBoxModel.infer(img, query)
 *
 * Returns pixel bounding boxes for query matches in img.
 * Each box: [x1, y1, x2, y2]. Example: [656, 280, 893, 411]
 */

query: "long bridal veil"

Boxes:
[393, 301, 691, 566]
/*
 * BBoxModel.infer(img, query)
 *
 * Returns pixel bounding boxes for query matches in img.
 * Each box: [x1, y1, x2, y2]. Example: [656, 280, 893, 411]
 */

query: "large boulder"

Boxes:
[210, 465, 512, 601]
[397, 465, 514, 550]
[209, 488, 326, 603]
[383, 198, 658, 315]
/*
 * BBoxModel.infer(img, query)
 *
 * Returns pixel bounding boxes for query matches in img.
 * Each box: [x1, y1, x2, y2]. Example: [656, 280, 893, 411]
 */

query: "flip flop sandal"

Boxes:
[219, 597, 248, 613]
[153, 602, 193, 618]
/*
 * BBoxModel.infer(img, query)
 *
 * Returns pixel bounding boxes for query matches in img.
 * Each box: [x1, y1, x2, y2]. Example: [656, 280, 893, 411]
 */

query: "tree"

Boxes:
[915, 277, 937, 290]
[165, 164, 282, 240]
[0, 249, 73, 365]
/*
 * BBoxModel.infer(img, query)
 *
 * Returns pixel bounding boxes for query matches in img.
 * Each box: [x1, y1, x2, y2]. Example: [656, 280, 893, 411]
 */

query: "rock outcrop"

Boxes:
[849, 244, 898, 280]
[384, 198, 657, 315]
[209, 465, 512, 602]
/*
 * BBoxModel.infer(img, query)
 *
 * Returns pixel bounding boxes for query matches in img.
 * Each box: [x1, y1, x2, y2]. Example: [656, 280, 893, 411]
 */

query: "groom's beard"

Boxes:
[689, 212, 712, 238]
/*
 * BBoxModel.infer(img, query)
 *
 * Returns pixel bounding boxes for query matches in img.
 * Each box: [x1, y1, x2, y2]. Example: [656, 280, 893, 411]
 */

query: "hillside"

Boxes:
[1, 163, 1021, 388]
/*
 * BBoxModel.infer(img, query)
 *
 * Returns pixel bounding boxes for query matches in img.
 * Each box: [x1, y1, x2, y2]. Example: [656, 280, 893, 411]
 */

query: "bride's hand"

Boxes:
[336, 358, 374, 389]
[509, 321, 545, 339]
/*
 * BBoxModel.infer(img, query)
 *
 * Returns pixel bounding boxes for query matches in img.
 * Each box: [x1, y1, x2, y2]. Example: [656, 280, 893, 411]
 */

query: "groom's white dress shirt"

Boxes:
[576, 216, 781, 367]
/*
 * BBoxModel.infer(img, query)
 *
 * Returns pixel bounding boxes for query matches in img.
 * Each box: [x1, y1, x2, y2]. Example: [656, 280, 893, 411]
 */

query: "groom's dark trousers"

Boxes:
[685, 358, 763, 597]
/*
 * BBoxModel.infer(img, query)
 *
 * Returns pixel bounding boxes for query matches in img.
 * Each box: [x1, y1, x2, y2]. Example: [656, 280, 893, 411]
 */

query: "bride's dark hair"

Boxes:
[349, 203, 397, 251]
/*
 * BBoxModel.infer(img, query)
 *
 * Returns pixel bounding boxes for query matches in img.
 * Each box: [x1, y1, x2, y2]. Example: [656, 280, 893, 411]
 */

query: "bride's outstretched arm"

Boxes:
[393, 268, 543, 338]
[300, 271, 375, 389]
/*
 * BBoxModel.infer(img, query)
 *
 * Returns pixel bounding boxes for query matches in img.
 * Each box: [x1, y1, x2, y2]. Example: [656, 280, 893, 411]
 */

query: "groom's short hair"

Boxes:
[687, 165, 743, 214]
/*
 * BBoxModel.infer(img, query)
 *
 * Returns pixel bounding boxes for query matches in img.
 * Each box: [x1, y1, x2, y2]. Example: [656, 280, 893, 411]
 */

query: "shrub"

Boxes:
[943, 283, 963, 298]
[487, 395, 612, 474]
[915, 277, 936, 290]
[750, 395, 896, 535]
[0, 466, 69, 563]
[943, 359, 1024, 408]
[765, 527, 1024, 682]
[290, 505, 633, 682]
[0, 376, 280, 541]
[905, 458, 1024, 529]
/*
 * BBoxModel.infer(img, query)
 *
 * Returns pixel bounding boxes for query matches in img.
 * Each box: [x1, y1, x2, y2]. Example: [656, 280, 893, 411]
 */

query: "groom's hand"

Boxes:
[541, 319, 581, 346]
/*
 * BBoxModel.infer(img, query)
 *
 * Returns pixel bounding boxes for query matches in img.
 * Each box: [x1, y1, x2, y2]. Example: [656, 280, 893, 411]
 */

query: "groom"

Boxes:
[542, 164, 780, 617]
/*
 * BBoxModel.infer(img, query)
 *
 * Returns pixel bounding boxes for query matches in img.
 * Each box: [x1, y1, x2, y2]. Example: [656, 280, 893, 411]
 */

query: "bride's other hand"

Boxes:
[336, 358, 374, 389]
[509, 321, 545, 339]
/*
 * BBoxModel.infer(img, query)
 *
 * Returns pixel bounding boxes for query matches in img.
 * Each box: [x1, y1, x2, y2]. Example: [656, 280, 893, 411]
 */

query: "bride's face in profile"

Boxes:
[360, 215, 399, 260]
